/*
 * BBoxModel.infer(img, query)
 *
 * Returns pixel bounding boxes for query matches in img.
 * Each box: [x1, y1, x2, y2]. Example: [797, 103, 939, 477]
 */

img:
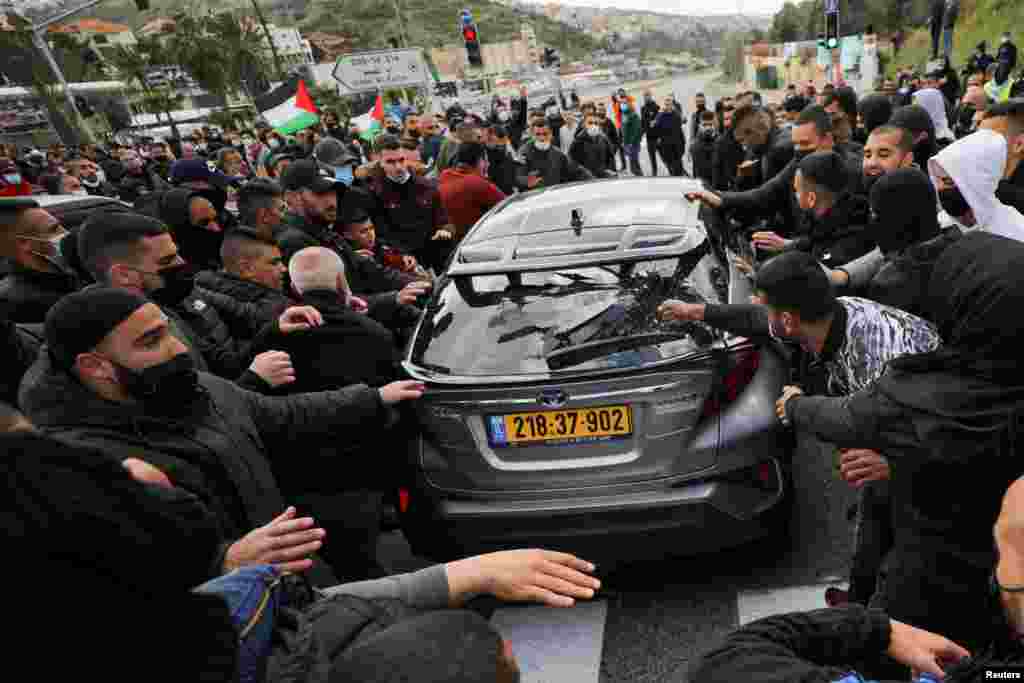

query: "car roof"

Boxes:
[33, 194, 133, 230]
[450, 177, 708, 276]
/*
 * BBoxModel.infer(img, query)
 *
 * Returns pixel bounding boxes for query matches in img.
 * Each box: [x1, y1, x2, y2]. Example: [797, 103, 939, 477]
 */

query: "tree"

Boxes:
[771, 1, 805, 42]
[108, 36, 183, 139]
[0, 18, 90, 144]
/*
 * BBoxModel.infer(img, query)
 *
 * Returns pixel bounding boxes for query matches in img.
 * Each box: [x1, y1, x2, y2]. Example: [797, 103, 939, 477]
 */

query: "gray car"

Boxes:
[399, 177, 793, 562]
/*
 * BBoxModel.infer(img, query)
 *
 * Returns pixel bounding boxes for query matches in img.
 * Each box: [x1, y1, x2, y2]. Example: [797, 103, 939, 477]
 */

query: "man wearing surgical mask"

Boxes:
[0, 200, 79, 323]
[367, 135, 456, 272]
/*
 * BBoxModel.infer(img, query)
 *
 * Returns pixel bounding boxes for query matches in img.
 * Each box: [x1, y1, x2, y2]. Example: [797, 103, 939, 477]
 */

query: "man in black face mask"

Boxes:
[0, 199, 78, 323]
[20, 286, 426, 587]
[77, 211, 324, 393]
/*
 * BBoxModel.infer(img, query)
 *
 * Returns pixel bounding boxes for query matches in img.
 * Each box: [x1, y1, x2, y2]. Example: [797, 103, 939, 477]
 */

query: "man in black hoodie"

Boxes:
[731, 104, 794, 186]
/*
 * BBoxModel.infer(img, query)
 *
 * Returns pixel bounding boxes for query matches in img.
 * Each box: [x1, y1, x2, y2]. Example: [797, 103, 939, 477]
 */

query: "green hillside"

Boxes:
[885, 0, 1023, 75]
[83, 0, 600, 62]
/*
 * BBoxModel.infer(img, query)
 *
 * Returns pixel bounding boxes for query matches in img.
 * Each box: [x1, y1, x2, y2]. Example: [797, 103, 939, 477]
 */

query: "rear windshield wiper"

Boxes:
[544, 330, 698, 371]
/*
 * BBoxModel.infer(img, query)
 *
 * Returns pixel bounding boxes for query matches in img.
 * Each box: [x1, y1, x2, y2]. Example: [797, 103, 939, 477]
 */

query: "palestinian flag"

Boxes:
[349, 94, 385, 143]
[256, 79, 319, 135]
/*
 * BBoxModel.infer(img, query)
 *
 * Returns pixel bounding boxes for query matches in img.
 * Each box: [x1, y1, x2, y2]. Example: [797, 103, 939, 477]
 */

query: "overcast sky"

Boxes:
[519, 0, 785, 16]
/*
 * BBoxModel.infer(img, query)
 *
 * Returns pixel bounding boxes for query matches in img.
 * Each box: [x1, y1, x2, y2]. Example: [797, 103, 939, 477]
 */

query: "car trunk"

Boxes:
[414, 360, 724, 494]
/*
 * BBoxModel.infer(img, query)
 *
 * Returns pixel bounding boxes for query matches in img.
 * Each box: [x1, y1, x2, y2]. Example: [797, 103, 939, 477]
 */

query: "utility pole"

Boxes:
[392, 0, 409, 48]
[249, 0, 284, 83]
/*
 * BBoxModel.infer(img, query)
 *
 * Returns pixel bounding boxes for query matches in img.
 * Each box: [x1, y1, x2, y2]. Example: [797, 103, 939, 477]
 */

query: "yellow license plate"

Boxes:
[488, 405, 633, 447]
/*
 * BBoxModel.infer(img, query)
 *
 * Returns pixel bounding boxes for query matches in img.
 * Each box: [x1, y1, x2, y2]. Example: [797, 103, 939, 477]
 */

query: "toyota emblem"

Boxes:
[538, 389, 568, 408]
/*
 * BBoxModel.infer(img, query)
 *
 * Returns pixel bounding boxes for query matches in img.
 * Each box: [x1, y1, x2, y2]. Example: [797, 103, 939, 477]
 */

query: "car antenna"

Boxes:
[571, 208, 583, 236]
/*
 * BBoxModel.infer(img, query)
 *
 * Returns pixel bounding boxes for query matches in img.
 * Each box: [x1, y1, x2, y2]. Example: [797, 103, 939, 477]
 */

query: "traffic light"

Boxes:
[463, 23, 482, 67]
[817, 33, 826, 49]
[75, 95, 94, 118]
[825, 11, 839, 49]
[541, 47, 560, 69]
[134, 0, 150, 10]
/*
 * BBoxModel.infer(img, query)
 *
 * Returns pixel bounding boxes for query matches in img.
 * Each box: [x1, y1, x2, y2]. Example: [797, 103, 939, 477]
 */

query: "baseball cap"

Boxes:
[313, 137, 357, 169]
[280, 158, 338, 193]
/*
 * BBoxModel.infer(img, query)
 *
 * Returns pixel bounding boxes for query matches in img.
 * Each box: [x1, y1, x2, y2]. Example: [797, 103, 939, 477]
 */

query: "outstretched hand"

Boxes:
[887, 618, 971, 679]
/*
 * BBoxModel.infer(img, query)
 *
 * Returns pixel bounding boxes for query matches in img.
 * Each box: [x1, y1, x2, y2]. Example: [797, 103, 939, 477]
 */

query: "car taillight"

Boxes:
[398, 488, 411, 514]
[700, 348, 761, 420]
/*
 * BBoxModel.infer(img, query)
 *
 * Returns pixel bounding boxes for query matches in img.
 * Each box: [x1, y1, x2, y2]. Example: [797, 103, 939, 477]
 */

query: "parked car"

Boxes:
[398, 177, 794, 562]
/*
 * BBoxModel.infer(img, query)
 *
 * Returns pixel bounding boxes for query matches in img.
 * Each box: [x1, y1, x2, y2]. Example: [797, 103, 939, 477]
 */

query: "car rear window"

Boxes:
[410, 248, 726, 377]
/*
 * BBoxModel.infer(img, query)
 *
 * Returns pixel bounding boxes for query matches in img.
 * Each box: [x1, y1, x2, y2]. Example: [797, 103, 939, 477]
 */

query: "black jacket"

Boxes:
[19, 356, 390, 588]
[168, 290, 277, 391]
[865, 229, 961, 320]
[486, 145, 520, 195]
[1, 317, 40, 405]
[275, 212, 415, 298]
[600, 118, 621, 148]
[997, 40, 1018, 72]
[754, 126, 795, 185]
[195, 269, 293, 341]
[691, 133, 716, 185]
[788, 192, 874, 268]
[569, 133, 617, 178]
[691, 603, 1024, 683]
[712, 129, 745, 192]
[0, 264, 78, 324]
[641, 100, 660, 140]
[787, 372, 1022, 648]
[652, 109, 685, 149]
[996, 163, 1024, 215]
[5, 432, 237, 680]
[270, 289, 398, 392]
[516, 143, 593, 189]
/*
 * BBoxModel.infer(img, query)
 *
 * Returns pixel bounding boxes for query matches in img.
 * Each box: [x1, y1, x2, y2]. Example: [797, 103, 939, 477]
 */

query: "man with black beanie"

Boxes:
[19, 286, 426, 585]
[74, 210, 319, 392]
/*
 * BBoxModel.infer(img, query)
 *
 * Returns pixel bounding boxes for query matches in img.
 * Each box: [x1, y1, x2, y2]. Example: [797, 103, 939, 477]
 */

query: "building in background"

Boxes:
[48, 18, 137, 52]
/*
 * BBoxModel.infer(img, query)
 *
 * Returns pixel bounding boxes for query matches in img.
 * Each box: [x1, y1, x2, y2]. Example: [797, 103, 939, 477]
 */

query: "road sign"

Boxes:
[332, 48, 429, 94]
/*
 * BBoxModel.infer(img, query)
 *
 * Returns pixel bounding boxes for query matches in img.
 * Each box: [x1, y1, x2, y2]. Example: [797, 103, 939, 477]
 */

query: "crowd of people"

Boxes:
[4, 43, 1024, 679]
[648, 39, 1024, 683]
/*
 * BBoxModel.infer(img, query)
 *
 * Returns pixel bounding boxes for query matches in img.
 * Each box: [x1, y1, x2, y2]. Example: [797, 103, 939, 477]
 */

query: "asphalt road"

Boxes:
[378, 70, 860, 681]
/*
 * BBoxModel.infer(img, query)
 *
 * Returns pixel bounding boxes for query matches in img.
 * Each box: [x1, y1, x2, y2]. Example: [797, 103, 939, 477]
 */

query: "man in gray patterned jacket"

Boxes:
[658, 251, 941, 606]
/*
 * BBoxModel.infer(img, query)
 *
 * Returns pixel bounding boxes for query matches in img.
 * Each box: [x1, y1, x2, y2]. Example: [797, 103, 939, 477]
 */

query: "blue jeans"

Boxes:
[624, 143, 642, 175]
[943, 27, 954, 58]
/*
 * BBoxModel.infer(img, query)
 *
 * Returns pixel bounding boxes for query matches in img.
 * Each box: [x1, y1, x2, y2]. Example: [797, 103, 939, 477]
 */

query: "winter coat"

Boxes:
[787, 191, 875, 268]
[652, 109, 685, 148]
[194, 269, 294, 341]
[269, 289, 398, 393]
[865, 228, 961, 320]
[621, 110, 642, 146]
[641, 100, 660, 140]
[930, 129, 1024, 242]
[167, 288, 277, 391]
[0, 317, 40, 405]
[367, 174, 449, 256]
[569, 132, 617, 178]
[19, 356, 390, 588]
[690, 604, 1024, 683]
[438, 168, 506, 238]
[0, 264, 78, 324]
[486, 144, 520, 195]
[515, 142, 593, 190]
[691, 133, 716, 185]
[712, 128, 746, 191]
[755, 126, 795, 184]
[5, 432, 238, 681]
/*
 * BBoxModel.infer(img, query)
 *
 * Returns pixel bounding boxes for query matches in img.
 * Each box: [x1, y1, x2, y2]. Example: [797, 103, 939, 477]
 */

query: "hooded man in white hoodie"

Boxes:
[929, 128, 1024, 242]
